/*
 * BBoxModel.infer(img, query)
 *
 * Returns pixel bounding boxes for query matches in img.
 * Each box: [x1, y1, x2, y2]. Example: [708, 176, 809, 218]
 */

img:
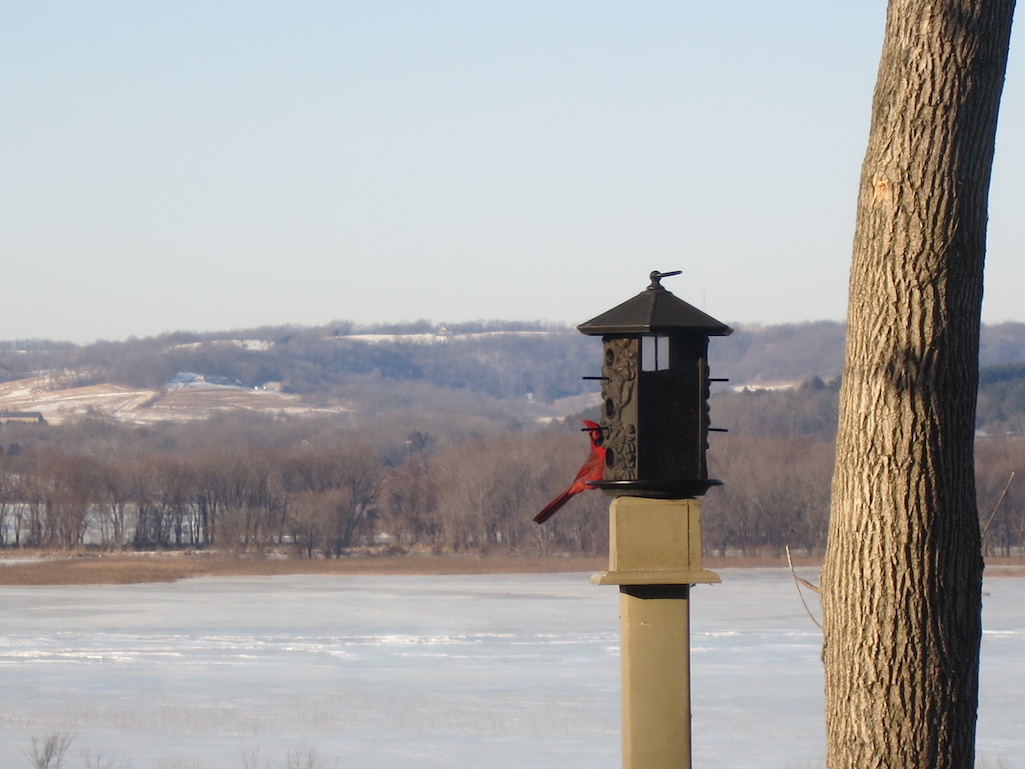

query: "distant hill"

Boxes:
[710, 321, 845, 388]
[3, 319, 1025, 428]
[711, 320, 1025, 388]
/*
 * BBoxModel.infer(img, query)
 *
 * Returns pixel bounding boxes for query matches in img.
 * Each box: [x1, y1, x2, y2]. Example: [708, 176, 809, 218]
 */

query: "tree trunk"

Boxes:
[821, 2, 1014, 768]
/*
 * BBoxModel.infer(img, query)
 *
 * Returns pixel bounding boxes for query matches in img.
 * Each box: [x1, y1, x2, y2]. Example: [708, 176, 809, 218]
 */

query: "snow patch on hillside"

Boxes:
[338, 330, 564, 345]
[0, 376, 349, 425]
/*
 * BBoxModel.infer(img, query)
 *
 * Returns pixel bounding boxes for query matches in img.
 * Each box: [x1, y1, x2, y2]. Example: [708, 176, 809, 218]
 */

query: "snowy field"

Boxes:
[0, 568, 1021, 769]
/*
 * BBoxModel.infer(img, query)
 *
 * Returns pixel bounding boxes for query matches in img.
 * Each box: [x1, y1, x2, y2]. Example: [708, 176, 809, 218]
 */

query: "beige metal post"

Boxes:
[593, 496, 719, 769]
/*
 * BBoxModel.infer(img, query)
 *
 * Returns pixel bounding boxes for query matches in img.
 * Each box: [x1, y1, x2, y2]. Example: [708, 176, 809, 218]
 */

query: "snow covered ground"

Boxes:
[0, 569, 1021, 768]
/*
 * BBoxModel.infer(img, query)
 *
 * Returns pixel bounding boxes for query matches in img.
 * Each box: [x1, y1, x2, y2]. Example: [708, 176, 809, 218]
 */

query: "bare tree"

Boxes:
[278, 441, 383, 555]
[821, 1, 1015, 767]
[287, 488, 334, 558]
[705, 435, 834, 557]
[27, 733, 74, 769]
[385, 457, 441, 548]
[329, 443, 383, 552]
[94, 452, 141, 550]
[0, 458, 18, 546]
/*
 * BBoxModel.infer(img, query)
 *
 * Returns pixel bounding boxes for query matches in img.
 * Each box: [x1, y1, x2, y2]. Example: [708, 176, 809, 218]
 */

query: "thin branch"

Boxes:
[786, 544, 822, 630]
[981, 471, 1015, 541]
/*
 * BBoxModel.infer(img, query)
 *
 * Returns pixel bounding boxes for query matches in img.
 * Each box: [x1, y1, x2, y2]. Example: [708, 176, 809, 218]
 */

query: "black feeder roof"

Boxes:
[577, 270, 734, 337]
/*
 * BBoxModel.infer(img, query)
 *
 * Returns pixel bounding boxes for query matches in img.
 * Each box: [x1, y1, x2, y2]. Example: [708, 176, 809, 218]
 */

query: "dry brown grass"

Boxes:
[982, 556, 1025, 577]
[0, 551, 609, 586]
[705, 554, 822, 570]
[1, 550, 1018, 586]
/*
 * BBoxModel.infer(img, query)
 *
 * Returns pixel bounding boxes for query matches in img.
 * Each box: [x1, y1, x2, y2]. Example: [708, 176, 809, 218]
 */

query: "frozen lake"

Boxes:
[0, 568, 1021, 768]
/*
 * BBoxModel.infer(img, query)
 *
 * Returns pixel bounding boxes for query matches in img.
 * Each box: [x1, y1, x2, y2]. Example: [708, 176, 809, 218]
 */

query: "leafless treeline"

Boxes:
[0, 414, 1021, 558]
[0, 420, 609, 555]
[703, 434, 1025, 559]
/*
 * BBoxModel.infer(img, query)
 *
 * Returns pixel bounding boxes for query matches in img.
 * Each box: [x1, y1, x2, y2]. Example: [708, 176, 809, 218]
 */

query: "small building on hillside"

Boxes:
[0, 411, 45, 424]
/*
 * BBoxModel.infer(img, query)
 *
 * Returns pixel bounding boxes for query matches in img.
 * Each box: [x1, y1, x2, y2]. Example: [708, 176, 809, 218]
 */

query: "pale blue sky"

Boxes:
[3, 2, 1023, 344]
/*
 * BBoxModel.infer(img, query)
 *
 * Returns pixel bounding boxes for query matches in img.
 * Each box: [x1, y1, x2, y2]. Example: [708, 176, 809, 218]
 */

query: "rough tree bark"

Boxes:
[821, 2, 1015, 768]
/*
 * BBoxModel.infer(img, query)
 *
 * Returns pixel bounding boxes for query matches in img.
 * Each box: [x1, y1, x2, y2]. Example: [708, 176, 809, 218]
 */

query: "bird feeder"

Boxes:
[578, 270, 733, 498]
[577, 270, 732, 769]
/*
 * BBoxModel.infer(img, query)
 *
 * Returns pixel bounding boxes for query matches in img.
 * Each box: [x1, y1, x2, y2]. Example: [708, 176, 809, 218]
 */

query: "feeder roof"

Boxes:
[577, 271, 733, 337]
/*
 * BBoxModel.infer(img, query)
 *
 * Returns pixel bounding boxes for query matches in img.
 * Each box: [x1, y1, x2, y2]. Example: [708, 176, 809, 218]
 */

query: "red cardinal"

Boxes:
[533, 420, 606, 524]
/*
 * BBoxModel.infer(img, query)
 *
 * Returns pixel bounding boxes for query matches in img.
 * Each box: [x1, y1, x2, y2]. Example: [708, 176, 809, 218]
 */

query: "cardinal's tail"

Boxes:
[533, 490, 572, 524]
